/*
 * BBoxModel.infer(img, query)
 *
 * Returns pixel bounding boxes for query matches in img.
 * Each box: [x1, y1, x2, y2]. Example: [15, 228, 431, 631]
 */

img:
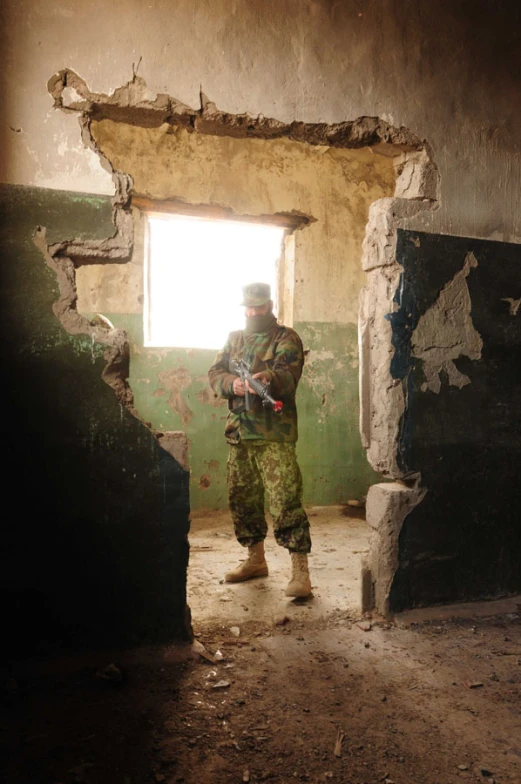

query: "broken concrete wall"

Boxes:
[360, 212, 521, 615]
[1, 0, 520, 621]
[359, 191, 438, 614]
[74, 120, 396, 509]
[0, 184, 190, 656]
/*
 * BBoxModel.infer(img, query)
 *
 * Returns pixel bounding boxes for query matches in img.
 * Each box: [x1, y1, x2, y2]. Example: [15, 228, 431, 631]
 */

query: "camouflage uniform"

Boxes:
[208, 315, 311, 554]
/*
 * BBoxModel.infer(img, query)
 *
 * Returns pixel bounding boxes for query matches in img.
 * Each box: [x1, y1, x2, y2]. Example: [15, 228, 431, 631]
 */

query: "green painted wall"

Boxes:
[104, 315, 381, 510]
[104, 314, 230, 509]
[0, 184, 190, 657]
[295, 322, 381, 505]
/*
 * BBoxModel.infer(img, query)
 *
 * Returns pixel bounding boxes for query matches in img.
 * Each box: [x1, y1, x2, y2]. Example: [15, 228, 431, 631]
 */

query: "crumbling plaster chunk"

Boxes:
[501, 297, 521, 316]
[394, 148, 440, 202]
[33, 227, 134, 410]
[361, 197, 435, 272]
[411, 251, 483, 394]
[359, 267, 405, 477]
[365, 482, 427, 615]
[155, 431, 190, 472]
[48, 70, 181, 117]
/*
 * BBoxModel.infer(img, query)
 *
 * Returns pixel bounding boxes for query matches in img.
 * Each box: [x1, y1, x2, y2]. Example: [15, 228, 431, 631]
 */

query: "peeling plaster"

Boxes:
[364, 481, 428, 616]
[501, 297, 521, 316]
[157, 367, 193, 428]
[155, 431, 190, 472]
[199, 475, 211, 490]
[88, 120, 396, 325]
[411, 252, 483, 394]
[33, 227, 134, 410]
[195, 386, 227, 408]
[357, 151, 440, 614]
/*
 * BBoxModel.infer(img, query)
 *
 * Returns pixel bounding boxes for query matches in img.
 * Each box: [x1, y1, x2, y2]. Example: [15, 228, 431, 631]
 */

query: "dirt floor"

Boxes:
[188, 506, 370, 625]
[1, 507, 520, 784]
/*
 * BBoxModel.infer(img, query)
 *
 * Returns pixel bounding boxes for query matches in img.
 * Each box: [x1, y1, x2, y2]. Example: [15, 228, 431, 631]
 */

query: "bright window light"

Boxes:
[145, 214, 284, 349]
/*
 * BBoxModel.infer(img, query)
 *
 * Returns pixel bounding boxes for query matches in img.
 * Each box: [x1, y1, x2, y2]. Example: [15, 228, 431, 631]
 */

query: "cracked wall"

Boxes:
[43, 71, 453, 616]
[15, 63, 518, 620]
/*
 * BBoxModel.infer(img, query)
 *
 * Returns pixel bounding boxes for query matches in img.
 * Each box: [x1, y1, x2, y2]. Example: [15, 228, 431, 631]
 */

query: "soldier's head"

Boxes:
[240, 282, 273, 318]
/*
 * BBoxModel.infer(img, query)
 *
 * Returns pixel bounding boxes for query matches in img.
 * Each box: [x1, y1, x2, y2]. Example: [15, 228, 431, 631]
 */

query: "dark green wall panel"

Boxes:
[389, 229, 521, 609]
[0, 185, 190, 658]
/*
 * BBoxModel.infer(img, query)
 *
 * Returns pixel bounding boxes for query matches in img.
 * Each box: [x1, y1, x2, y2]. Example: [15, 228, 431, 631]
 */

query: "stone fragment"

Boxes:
[212, 680, 230, 690]
[365, 482, 427, 615]
[191, 640, 216, 663]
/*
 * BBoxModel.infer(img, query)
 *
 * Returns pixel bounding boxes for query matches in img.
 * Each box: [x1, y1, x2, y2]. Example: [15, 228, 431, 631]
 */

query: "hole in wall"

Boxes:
[40, 68, 440, 618]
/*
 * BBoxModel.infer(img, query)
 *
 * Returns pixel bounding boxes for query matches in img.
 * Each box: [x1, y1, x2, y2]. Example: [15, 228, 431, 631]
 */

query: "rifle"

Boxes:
[229, 358, 284, 413]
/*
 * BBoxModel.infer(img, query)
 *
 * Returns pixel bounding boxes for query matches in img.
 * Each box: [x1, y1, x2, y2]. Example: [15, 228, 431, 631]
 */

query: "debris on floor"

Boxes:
[2, 504, 519, 784]
[1, 608, 520, 784]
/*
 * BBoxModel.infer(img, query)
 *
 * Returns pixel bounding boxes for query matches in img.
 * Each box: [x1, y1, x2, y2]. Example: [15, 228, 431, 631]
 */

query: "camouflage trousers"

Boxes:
[227, 441, 311, 553]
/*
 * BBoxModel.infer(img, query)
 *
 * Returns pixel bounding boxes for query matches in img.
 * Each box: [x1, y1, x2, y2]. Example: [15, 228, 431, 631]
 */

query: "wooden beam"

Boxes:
[131, 196, 309, 230]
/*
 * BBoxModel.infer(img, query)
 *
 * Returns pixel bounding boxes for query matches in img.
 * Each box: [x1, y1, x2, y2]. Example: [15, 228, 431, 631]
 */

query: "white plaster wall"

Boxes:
[1, 0, 520, 241]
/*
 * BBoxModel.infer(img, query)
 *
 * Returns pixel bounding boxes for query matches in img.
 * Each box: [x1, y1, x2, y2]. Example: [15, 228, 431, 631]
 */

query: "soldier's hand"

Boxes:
[233, 377, 246, 396]
[247, 372, 269, 395]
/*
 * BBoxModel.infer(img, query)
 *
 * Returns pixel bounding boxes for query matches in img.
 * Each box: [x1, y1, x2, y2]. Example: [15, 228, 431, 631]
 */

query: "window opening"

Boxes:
[144, 213, 285, 349]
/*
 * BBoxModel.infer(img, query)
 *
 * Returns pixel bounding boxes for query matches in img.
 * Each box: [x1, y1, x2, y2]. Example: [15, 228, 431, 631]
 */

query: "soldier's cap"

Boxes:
[240, 282, 271, 307]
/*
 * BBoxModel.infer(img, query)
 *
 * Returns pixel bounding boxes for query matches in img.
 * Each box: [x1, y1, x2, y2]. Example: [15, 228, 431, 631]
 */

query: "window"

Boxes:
[144, 213, 285, 349]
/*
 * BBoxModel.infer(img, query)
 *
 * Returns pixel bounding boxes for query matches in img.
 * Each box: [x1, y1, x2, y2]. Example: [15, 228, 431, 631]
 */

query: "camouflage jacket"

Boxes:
[208, 319, 305, 443]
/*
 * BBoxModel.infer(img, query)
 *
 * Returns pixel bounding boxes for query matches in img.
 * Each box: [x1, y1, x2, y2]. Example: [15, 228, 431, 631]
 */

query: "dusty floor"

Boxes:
[1, 507, 520, 784]
[188, 506, 370, 625]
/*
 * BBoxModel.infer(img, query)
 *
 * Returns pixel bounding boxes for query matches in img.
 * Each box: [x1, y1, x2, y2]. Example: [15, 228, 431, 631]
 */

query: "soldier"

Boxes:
[208, 282, 312, 598]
